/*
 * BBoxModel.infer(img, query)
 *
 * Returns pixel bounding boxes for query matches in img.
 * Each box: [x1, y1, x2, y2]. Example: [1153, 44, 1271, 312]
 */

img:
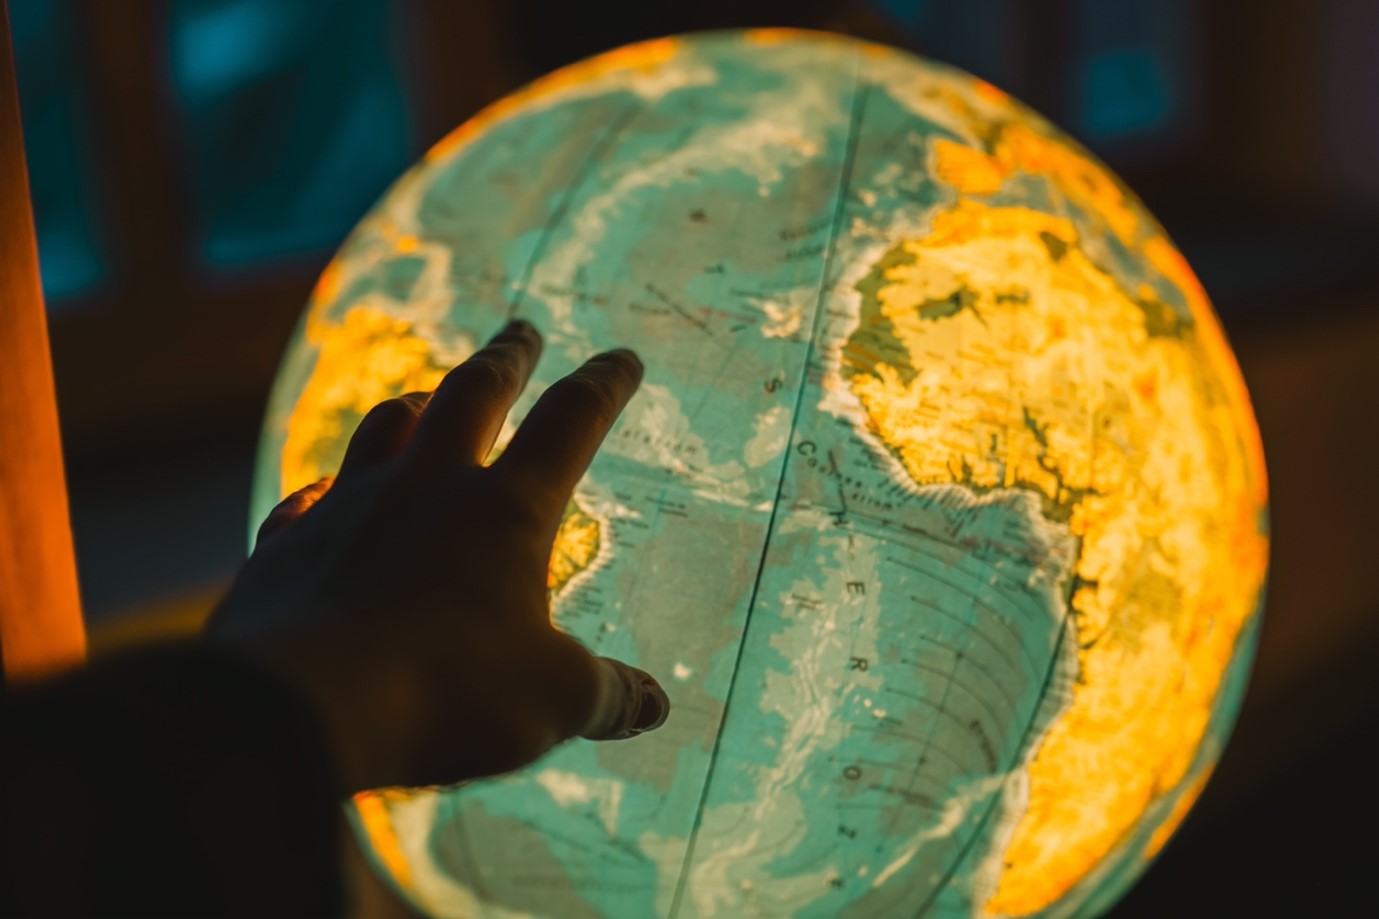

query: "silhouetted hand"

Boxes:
[208, 320, 669, 794]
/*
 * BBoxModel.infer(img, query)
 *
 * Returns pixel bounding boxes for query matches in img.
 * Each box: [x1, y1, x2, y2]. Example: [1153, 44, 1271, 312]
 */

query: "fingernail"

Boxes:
[633, 678, 669, 732]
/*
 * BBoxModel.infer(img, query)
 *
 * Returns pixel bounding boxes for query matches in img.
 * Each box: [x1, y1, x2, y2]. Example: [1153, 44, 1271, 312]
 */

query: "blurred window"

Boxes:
[11, 0, 414, 309]
[1073, 0, 1193, 144]
[168, 0, 411, 267]
[876, 0, 1021, 92]
[11, 0, 105, 307]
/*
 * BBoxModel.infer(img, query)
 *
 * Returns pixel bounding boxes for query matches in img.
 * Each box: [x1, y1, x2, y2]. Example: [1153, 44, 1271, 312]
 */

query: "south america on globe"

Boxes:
[253, 29, 1269, 919]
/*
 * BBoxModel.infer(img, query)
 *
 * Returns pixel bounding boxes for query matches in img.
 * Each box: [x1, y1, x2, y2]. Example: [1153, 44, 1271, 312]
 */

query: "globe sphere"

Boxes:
[255, 29, 1268, 919]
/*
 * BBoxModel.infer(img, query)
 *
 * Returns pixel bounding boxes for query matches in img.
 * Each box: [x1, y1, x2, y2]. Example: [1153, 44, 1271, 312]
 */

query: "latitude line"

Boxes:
[504, 102, 642, 321]
[875, 687, 992, 770]
[903, 655, 1016, 731]
[900, 553, 1048, 624]
[903, 599, 1027, 687]
[904, 258, 1105, 917]
[910, 596, 1075, 917]
[888, 558, 1046, 672]
[900, 640, 1023, 716]
[897, 301, 1030, 895]
[665, 63, 868, 919]
[850, 722, 974, 778]
[908, 308, 1093, 917]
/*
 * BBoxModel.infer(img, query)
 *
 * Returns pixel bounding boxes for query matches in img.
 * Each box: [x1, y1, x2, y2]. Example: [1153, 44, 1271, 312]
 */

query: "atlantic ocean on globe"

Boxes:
[253, 30, 1269, 919]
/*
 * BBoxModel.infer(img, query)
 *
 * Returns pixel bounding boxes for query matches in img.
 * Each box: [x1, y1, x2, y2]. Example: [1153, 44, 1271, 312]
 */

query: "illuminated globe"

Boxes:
[254, 30, 1268, 919]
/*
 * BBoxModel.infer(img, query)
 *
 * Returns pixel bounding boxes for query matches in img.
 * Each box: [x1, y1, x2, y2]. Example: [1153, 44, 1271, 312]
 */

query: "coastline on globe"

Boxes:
[253, 28, 1268, 919]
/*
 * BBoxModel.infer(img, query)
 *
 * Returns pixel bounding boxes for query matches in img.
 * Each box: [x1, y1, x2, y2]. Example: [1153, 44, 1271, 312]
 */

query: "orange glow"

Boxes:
[1144, 768, 1213, 860]
[933, 139, 1006, 195]
[929, 103, 1145, 246]
[1145, 235, 1268, 507]
[310, 256, 345, 309]
[353, 790, 415, 890]
[973, 78, 1010, 105]
[1133, 369, 1159, 403]
[0, 10, 86, 681]
[841, 200, 1266, 916]
[995, 124, 1141, 243]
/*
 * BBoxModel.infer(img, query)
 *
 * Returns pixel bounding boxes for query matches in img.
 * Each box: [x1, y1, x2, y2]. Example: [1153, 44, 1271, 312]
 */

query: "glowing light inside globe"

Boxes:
[254, 30, 1268, 919]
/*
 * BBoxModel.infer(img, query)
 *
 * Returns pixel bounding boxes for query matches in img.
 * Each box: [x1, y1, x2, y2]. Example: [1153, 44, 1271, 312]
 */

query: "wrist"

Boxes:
[207, 624, 424, 795]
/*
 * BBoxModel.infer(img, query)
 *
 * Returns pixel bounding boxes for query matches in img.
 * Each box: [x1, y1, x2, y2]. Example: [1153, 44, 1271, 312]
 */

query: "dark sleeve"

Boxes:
[0, 643, 345, 918]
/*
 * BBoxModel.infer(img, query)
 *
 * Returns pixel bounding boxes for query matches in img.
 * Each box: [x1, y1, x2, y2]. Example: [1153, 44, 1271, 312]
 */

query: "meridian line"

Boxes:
[666, 64, 868, 919]
[505, 102, 642, 321]
[910, 597, 1075, 917]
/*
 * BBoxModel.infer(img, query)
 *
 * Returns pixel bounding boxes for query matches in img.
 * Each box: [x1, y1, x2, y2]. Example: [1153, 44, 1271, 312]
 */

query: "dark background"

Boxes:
[12, 1, 1378, 916]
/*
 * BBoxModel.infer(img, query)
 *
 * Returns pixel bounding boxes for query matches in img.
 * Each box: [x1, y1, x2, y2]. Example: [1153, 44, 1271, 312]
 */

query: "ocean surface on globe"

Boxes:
[253, 29, 1269, 919]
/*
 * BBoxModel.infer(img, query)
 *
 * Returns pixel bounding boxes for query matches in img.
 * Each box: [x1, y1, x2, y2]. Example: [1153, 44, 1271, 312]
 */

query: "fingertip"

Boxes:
[491, 317, 542, 349]
[504, 317, 538, 336]
[633, 674, 669, 733]
[579, 657, 670, 741]
[410, 321, 543, 464]
[589, 347, 643, 379]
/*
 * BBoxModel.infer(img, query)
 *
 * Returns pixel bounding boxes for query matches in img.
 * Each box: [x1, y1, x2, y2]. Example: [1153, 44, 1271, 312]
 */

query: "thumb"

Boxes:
[578, 657, 670, 741]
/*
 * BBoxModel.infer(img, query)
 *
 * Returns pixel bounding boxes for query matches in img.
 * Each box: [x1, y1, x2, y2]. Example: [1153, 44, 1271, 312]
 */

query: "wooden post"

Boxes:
[0, 0, 86, 682]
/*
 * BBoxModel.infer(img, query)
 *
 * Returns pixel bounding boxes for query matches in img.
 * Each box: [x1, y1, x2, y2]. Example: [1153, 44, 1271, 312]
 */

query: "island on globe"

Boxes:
[253, 29, 1269, 919]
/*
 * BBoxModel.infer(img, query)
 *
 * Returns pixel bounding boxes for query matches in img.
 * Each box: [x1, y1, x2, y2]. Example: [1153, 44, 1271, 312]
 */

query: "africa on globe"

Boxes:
[254, 29, 1269, 919]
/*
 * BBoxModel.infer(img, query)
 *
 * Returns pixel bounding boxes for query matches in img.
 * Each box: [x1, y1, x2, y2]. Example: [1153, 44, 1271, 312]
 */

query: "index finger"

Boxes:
[493, 348, 642, 529]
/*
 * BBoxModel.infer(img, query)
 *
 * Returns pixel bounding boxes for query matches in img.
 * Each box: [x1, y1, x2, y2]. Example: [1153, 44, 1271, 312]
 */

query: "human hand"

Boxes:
[208, 321, 669, 794]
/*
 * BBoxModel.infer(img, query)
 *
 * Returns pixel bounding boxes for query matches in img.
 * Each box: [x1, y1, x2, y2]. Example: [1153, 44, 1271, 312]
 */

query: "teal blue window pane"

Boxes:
[10, 0, 106, 306]
[1074, 0, 1189, 142]
[875, 0, 931, 30]
[882, 0, 1020, 94]
[169, 0, 411, 267]
[1079, 48, 1172, 139]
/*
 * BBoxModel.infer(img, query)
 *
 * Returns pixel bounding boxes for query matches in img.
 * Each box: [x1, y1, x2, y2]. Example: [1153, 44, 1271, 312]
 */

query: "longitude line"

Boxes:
[448, 101, 641, 895]
[911, 212, 1101, 918]
[910, 602, 1075, 917]
[504, 102, 642, 321]
[911, 309, 1076, 915]
[444, 102, 642, 899]
[666, 62, 868, 919]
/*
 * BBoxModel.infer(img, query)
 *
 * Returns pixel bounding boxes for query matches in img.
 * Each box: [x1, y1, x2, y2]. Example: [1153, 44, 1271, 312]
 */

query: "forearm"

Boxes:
[1, 643, 344, 917]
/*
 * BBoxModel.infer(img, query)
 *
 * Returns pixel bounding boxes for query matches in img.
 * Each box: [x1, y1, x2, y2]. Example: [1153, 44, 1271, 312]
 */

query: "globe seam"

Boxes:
[666, 55, 868, 919]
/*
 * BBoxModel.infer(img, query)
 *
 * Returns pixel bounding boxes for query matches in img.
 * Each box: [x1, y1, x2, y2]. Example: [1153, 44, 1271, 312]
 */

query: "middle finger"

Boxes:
[409, 319, 543, 466]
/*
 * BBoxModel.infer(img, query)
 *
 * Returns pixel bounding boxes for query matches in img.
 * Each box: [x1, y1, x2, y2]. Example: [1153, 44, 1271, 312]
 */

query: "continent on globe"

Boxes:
[842, 199, 1265, 913]
[254, 28, 1267, 919]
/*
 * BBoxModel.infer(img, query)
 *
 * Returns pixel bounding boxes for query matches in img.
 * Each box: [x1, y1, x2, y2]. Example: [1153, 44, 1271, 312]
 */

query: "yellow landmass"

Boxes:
[352, 789, 416, 891]
[285, 302, 606, 597]
[932, 140, 1006, 196]
[281, 305, 450, 497]
[971, 78, 1012, 107]
[933, 122, 1142, 244]
[842, 200, 1267, 916]
[548, 501, 602, 595]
